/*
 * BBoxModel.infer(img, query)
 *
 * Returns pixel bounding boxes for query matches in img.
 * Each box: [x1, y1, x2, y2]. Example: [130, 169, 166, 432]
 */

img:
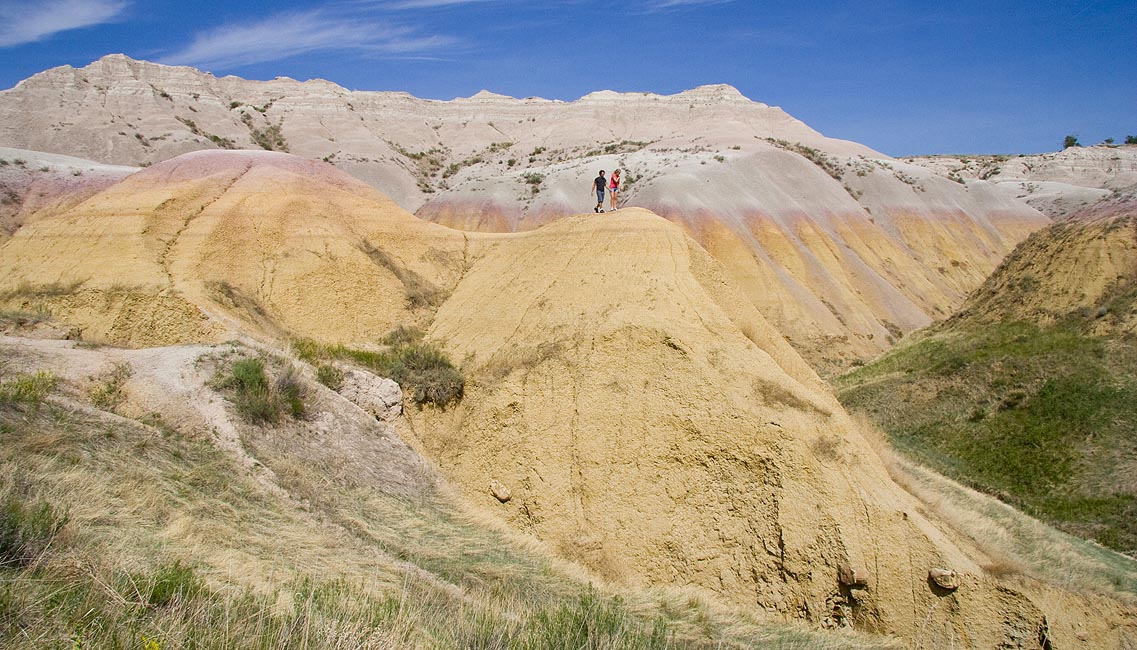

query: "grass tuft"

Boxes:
[213, 357, 305, 425]
[316, 364, 344, 391]
[0, 490, 69, 569]
[0, 372, 57, 406]
[87, 363, 131, 412]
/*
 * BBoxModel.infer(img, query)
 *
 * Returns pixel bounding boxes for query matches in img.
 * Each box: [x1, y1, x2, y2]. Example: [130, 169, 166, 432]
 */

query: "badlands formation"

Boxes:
[0, 54, 1051, 371]
[954, 193, 1137, 333]
[3, 56, 1137, 647]
[1, 149, 1135, 647]
[908, 145, 1137, 220]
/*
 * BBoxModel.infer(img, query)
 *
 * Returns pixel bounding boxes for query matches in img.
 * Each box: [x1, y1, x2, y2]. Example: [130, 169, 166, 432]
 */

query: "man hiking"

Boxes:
[592, 170, 606, 213]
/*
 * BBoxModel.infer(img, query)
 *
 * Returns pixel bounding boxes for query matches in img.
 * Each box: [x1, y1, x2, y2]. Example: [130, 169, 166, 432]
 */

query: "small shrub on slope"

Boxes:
[291, 332, 463, 408]
[214, 357, 305, 425]
[386, 343, 464, 408]
[0, 491, 68, 568]
[0, 372, 57, 407]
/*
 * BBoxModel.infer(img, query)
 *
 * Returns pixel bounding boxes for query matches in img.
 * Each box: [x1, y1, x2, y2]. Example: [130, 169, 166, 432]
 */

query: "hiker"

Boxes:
[592, 170, 606, 213]
[608, 169, 622, 211]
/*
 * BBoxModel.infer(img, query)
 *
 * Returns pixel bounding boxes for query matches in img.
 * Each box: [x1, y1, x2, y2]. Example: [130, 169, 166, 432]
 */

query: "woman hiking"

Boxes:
[608, 169, 622, 211]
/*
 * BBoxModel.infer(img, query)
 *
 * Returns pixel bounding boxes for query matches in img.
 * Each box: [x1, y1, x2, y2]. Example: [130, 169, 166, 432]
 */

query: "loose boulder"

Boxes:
[338, 368, 403, 422]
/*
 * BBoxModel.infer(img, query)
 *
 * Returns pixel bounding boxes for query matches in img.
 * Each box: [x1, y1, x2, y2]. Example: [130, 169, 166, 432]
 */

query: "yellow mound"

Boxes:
[412, 209, 1055, 642]
[956, 197, 1137, 334]
[0, 150, 467, 343]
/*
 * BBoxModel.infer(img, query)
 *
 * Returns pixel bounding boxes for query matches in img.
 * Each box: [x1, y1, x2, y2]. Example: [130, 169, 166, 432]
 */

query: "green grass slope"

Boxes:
[837, 200, 1137, 556]
[838, 321, 1137, 554]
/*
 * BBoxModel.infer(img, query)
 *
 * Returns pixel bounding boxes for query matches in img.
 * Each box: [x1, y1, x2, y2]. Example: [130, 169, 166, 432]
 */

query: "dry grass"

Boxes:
[86, 361, 132, 412]
[478, 340, 564, 382]
[0, 341, 908, 649]
[0, 280, 84, 302]
[854, 413, 1137, 600]
[359, 241, 446, 309]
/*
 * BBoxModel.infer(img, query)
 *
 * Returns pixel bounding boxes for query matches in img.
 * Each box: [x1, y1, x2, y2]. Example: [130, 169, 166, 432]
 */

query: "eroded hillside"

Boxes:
[0, 55, 1050, 371]
[1, 150, 1132, 646]
[907, 145, 1137, 219]
[838, 196, 1137, 555]
[0, 150, 468, 345]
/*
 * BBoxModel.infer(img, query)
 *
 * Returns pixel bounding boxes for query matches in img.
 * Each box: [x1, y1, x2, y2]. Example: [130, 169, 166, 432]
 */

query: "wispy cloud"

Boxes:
[645, 0, 734, 10]
[159, 9, 457, 69]
[377, 0, 500, 8]
[0, 0, 126, 47]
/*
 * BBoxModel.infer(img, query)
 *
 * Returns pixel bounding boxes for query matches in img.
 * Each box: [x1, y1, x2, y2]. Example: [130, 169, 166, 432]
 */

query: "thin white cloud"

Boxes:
[646, 0, 734, 9]
[0, 0, 126, 47]
[159, 9, 457, 69]
[380, 0, 499, 8]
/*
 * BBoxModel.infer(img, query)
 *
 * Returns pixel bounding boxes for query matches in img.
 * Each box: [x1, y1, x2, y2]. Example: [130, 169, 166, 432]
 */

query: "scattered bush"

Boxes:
[275, 364, 305, 418]
[1126, 135, 1137, 145]
[214, 357, 304, 425]
[87, 363, 131, 411]
[0, 492, 69, 568]
[521, 172, 544, 194]
[316, 364, 344, 391]
[0, 372, 57, 406]
[1064, 134, 1080, 149]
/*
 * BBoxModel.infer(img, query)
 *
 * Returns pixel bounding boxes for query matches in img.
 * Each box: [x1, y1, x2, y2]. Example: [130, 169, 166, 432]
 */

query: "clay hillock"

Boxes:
[0, 146, 137, 244]
[0, 55, 1050, 371]
[953, 193, 1137, 333]
[907, 145, 1137, 219]
[0, 149, 468, 345]
[411, 208, 1131, 646]
[838, 194, 1137, 556]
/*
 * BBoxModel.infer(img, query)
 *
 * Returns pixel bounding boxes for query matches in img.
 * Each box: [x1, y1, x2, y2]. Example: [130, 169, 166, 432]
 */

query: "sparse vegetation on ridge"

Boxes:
[242, 112, 288, 151]
[520, 172, 544, 194]
[583, 140, 651, 157]
[293, 330, 464, 408]
[176, 116, 236, 149]
[765, 138, 843, 180]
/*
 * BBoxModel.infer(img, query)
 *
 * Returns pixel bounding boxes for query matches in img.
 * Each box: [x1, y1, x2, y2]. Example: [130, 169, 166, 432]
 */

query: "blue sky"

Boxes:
[0, 0, 1133, 156]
